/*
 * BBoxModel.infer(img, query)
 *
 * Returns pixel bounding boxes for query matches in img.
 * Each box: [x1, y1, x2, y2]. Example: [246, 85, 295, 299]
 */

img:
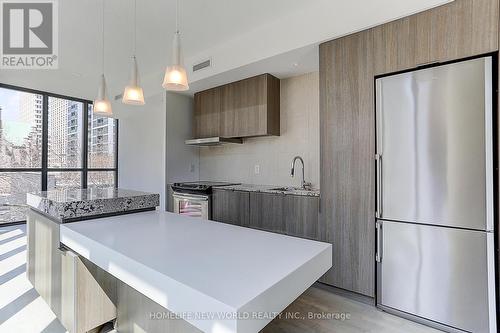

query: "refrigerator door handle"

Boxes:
[375, 154, 382, 218]
[375, 221, 382, 263]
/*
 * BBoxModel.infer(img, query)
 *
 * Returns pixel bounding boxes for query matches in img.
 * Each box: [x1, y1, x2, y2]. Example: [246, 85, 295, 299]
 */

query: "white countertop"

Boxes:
[60, 211, 331, 333]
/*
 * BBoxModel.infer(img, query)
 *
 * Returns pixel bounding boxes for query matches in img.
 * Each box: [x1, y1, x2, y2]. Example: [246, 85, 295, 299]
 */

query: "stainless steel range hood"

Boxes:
[185, 137, 243, 146]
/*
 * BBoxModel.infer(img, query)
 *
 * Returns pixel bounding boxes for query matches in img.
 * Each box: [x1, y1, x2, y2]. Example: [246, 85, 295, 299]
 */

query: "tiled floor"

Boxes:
[0, 224, 438, 333]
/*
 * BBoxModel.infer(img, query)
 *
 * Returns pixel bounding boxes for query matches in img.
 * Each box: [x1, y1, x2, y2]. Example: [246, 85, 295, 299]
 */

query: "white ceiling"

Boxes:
[0, 0, 452, 114]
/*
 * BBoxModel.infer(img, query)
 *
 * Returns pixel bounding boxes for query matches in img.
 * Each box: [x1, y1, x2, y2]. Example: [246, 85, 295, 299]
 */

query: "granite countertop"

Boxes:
[27, 187, 160, 222]
[213, 184, 320, 197]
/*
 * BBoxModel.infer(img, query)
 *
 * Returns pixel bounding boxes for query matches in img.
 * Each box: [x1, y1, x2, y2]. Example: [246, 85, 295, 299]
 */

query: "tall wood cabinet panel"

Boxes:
[319, 31, 376, 297]
[212, 189, 249, 226]
[220, 74, 280, 138]
[194, 88, 221, 138]
[249, 192, 285, 232]
[320, 0, 499, 298]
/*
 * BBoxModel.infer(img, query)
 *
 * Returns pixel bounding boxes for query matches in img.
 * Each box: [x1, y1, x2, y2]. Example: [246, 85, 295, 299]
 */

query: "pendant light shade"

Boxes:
[94, 0, 112, 117]
[94, 74, 113, 116]
[163, 0, 189, 91]
[122, 0, 145, 105]
[123, 56, 145, 105]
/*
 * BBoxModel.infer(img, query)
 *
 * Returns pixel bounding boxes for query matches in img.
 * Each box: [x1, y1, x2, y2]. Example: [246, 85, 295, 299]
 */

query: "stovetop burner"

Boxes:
[171, 181, 240, 195]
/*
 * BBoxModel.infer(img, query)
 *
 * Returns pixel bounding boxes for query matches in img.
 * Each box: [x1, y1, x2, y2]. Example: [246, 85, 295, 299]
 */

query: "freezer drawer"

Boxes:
[375, 57, 493, 231]
[377, 220, 496, 333]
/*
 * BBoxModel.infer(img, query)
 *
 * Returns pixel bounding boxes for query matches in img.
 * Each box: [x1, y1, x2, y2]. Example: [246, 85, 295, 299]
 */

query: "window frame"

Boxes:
[0, 83, 119, 219]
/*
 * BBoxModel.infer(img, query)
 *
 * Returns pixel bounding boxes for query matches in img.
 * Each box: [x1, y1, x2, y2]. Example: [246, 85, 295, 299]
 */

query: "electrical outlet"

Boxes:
[254, 165, 260, 175]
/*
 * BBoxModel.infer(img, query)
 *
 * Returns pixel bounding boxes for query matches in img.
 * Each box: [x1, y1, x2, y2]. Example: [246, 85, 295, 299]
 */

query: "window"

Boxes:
[0, 84, 119, 224]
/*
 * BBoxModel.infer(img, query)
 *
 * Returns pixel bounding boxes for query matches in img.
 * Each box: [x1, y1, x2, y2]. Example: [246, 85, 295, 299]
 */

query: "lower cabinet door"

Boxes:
[249, 192, 284, 232]
[212, 189, 249, 226]
[61, 249, 116, 333]
[283, 196, 319, 239]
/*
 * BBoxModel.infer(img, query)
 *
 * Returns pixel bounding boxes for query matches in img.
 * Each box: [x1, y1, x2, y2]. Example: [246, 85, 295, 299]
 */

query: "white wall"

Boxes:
[118, 92, 167, 210]
[166, 93, 199, 184]
[199, 72, 319, 188]
[118, 91, 198, 210]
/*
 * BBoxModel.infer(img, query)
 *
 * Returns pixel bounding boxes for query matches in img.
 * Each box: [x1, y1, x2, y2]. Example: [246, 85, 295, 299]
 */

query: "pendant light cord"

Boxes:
[133, 0, 137, 56]
[102, 0, 105, 74]
[175, 0, 179, 34]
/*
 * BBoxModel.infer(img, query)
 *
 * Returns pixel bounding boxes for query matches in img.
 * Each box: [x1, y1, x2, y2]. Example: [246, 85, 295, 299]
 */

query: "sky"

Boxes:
[0, 87, 32, 145]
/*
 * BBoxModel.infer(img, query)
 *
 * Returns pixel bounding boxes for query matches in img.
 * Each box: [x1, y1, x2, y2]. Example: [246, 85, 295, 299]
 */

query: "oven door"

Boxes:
[172, 192, 210, 219]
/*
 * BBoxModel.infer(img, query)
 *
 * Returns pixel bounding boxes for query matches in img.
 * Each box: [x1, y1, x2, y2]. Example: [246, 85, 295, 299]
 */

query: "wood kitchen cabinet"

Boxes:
[194, 87, 221, 138]
[193, 74, 280, 139]
[212, 189, 249, 226]
[283, 195, 319, 240]
[373, 0, 498, 75]
[249, 192, 285, 232]
[213, 190, 320, 241]
[320, 31, 376, 297]
[220, 74, 280, 138]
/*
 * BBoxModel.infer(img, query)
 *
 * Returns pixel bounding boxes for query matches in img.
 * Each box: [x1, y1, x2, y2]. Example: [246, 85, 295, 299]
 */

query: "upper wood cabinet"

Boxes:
[373, 0, 499, 75]
[194, 88, 221, 138]
[220, 74, 280, 138]
[193, 74, 280, 139]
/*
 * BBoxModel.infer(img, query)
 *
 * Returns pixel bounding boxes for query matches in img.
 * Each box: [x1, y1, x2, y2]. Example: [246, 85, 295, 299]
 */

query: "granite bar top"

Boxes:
[213, 184, 320, 197]
[27, 187, 160, 222]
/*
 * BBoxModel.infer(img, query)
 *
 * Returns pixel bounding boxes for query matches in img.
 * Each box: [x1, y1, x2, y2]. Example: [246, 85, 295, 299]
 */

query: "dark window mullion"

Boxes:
[41, 95, 49, 191]
[115, 119, 119, 188]
[82, 102, 89, 189]
[0, 168, 42, 172]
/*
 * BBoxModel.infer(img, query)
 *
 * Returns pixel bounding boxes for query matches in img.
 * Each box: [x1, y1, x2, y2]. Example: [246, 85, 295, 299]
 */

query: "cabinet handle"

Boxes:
[375, 222, 382, 263]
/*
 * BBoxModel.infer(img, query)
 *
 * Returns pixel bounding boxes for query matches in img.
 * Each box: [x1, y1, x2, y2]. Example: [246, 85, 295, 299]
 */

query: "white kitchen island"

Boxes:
[60, 210, 332, 333]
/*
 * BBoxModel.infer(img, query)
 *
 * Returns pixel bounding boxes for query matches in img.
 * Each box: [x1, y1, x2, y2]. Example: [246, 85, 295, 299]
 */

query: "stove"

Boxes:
[171, 181, 240, 195]
[171, 181, 241, 220]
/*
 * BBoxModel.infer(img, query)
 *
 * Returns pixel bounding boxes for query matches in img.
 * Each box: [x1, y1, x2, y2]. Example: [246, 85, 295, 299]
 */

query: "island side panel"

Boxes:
[27, 209, 63, 318]
[27, 209, 117, 333]
[116, 279, 203, 333]
[80, 255, 203, 333]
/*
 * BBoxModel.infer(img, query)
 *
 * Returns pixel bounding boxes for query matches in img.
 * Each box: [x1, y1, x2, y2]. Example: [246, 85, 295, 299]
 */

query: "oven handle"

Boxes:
[172, 192, 209, 202]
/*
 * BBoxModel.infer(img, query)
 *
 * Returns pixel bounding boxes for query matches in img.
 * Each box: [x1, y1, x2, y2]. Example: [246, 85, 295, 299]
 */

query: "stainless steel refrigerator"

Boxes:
[375, 56, 497, 333]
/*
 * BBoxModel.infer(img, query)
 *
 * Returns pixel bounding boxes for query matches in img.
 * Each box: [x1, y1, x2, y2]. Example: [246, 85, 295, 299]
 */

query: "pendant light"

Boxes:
[94, 0, 112, 117]
[162, 0, 189, 91]
[122, 0, 145, 105]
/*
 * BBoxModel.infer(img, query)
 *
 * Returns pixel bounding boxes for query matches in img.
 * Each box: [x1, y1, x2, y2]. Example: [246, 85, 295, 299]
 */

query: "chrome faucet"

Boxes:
[291, 156, 312, 190]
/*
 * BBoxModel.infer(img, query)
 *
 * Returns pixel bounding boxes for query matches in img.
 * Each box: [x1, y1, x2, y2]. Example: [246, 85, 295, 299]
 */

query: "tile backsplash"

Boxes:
[199, 72, 320, 188]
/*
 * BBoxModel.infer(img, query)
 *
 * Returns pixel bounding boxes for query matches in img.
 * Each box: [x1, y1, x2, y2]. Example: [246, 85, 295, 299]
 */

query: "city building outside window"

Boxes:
[0, 84, 118, 225]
